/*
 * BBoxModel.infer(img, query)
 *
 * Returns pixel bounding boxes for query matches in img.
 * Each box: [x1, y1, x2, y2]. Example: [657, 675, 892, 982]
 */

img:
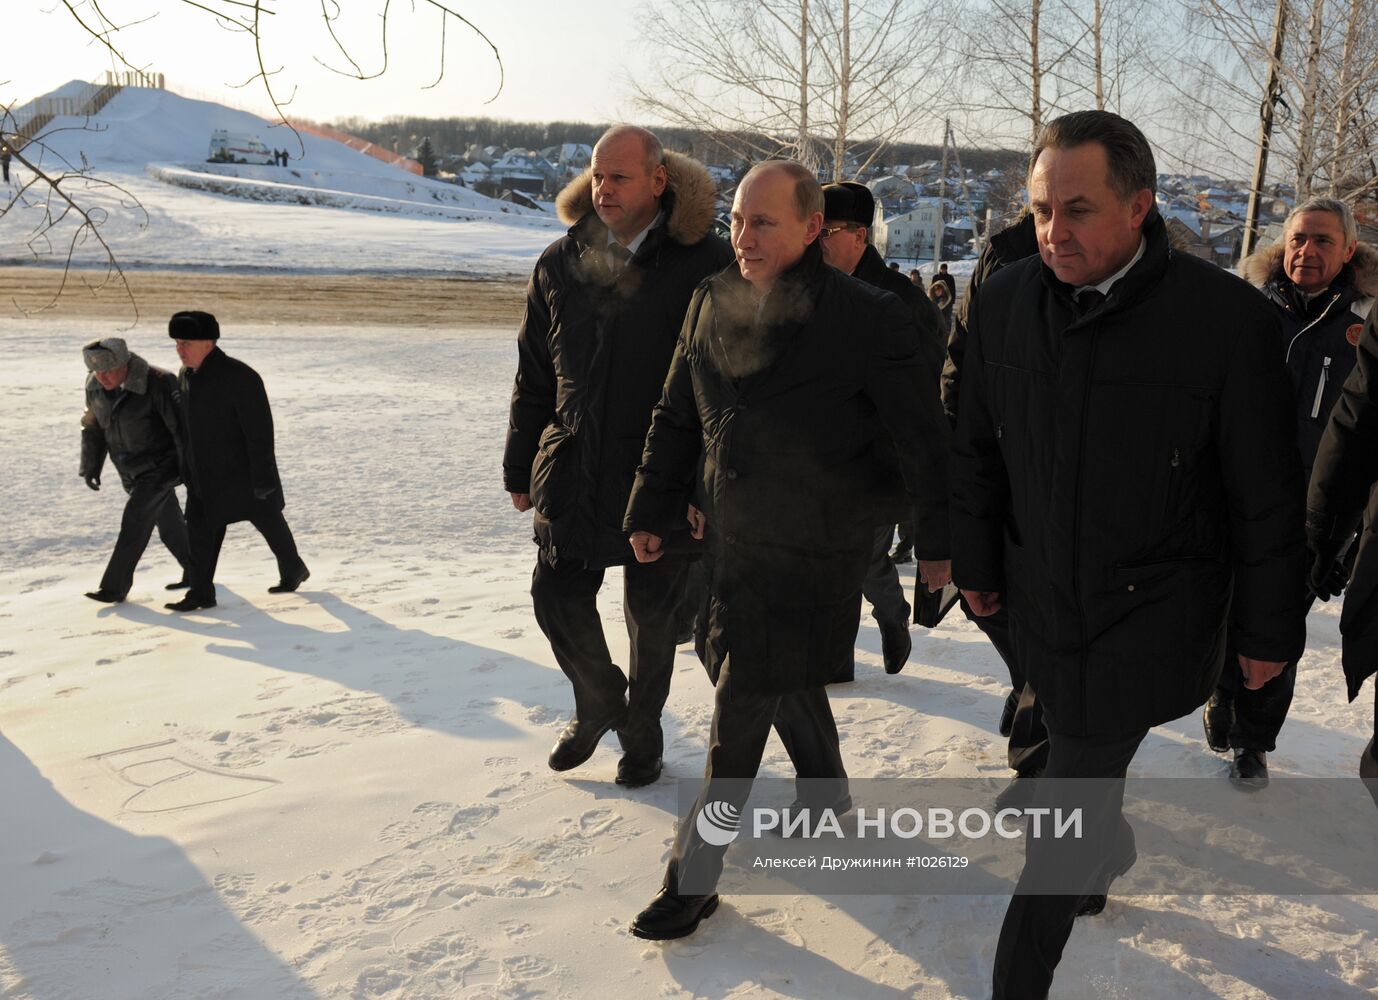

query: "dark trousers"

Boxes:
[863, 525, 911, 627]
[992, 726, 1149, 1000]
[185, 494, 304, 602]
[531, 552, 692, 760]
[1212, 593, 1314, 752]
[99, 481, 191, 598]
[959, 596, 1049, 774]
[666, 654, 847, 895]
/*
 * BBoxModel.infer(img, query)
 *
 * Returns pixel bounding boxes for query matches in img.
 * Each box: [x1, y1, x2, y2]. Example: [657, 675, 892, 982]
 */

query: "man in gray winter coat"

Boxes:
[79, 337, 191, 603]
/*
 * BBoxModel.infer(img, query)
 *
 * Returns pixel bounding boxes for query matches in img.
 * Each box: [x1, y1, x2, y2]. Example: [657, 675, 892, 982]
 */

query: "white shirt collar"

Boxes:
[1076, 236, 1146, 299]
[608, 209, 664, 257]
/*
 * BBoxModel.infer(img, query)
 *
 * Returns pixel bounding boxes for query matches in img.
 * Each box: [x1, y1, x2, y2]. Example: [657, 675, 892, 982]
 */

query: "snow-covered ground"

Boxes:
[2, 316, 1375, 1000]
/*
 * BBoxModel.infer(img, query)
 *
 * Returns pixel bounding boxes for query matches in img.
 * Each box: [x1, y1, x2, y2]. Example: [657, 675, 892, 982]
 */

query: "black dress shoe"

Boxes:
[1228, 748, 1269, 791]
[84, 589, 125, 604]
[890, 546, 913, 565]
[1202, 691, 1233, 753]
[165, 577, 192, 591]
[998, 688, 1020, 737]
[268, 565, 310, 594]
[548, 706, 627, 772]
[1075, 847, 1138, 917]
[629, 888, 720, 940]
[615, 754, 663, 788]
[994, 767, 1043, 810]
[1359, 738, 1378, 810]
[165, 595, 217, 612]
[880, 621, 912, 674]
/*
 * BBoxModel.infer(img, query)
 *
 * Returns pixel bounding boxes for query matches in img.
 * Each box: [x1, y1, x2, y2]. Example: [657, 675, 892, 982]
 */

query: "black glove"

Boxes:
[253, 485, 277, 501]
[1309, 552, 1348, 601]
[84, 474, 100, 491]
[1306, 510, 1349, 602]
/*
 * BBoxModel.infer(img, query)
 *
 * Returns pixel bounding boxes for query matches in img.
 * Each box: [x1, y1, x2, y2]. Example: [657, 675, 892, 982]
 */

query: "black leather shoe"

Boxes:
[1075, 847, 1138, 918]
[998, 688, 1020, 737]
[890, 545, 913, 565]
[629, 888, 720, 940]
[1202, 691, 1233, 753]
[165, 577, 192, 591]
[615, 754, 663, 788]
[84, 589, 124, 604]
[165, 595, 216, 612]
[1228, 748, 1269, 791]
[994, 768, 1043, 811]
[1359, 738, 1378, 810]
[268, 564, 310, 594]
[548, 706, 627, 772]
[880, 621, 912, 674]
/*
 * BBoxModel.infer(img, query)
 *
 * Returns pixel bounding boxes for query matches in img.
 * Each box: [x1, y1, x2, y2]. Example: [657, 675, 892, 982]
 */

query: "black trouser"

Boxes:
[99, 480, 191, 598]
[531, 551, 692, 761]
[959, 596, 1049, 774]
[992, 726, 1149, 1000]
[665, 654, 847, 895]
[863, 525, 911, 628]
[185, 493, 304, 603]
[1211, 592, 1315, 752]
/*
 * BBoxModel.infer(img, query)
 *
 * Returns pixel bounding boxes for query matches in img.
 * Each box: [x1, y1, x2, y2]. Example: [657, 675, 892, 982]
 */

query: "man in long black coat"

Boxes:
[79, 337, 192, 603]
[503, 126, 733, 788]
[1306, 301, 1378, 808]
[817, 180, 950, 674]
[164, 310, 308, 612]
[624, 160, 950, 940]
[950, 112, 1308, 997]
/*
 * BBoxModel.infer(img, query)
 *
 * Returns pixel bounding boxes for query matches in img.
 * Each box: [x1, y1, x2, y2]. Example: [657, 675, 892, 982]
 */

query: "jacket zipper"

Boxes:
[1311, 356, 1331, 419]
[1284, 292, 1340, 365]
[1072, 326, 1099, 736]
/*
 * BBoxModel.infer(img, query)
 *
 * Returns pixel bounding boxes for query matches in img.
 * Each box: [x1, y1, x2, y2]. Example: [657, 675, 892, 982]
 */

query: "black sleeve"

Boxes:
[503, 258, 557, 495]
[79, 387, 107, 480]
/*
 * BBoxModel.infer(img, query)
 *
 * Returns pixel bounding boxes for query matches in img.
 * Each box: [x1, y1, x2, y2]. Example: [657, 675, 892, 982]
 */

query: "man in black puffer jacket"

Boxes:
[79, 337, 192, 603]
[503, 126, 733, 788]
[1202, 197, 1378, 788]
[951, 112, 1307, 998]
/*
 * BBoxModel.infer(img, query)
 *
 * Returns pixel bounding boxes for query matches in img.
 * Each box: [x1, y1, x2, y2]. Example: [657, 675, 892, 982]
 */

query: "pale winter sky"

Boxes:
[5, 0, 646, 125]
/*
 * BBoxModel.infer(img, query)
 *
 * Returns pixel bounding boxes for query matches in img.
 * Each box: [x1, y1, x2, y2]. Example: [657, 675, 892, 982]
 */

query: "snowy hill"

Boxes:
[2, 84, 562, 276]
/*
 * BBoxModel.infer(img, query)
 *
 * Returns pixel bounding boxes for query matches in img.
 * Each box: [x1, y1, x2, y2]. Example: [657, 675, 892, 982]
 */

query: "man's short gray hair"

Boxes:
[595, 124, 664, 175]
[1286, 196, 1358, 245]
[743, 160, 824, 221]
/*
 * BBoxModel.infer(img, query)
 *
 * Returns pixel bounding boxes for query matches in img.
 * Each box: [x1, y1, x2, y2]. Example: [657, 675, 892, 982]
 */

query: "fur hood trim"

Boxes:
[86, 353, 152, 395]
[1240, 239, 1378, 297]
[555, 150, 719, 246]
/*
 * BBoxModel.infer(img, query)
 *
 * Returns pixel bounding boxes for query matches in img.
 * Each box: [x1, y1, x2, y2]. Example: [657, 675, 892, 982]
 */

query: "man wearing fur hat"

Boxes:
[503, 125, 733, 787]
[79, 337, 192, 603]
[1204, 197, 1378, 789]
[164, 310, 309, 612]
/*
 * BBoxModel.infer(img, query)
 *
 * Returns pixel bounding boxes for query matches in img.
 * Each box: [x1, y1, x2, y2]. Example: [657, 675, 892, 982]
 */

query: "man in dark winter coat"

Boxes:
[1203, 197, 1378, 788]
[943, 209, 1051, 804]
[164, 310, 309, 612]
[79, 337, 192, 603]
[503, 126, 733, 788]
[624, 160, 951, 941]
[818, 180, 950, 674]
[1306, 301, 1378, 809]
[951, 112, 1307, 998]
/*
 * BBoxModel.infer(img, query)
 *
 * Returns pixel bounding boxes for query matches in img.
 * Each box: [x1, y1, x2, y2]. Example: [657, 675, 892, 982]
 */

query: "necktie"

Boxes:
[608, 243, 632, 275]
[1076, 289, 1106, 315]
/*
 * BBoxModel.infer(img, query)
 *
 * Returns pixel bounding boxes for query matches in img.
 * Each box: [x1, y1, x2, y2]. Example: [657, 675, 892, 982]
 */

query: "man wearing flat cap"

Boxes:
[818, 180, 950, 674]
[164, 310, 309, 612]
[79, 337, 192, 603]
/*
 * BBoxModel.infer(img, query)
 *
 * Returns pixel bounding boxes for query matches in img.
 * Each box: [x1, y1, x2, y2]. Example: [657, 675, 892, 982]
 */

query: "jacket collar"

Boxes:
[1040, 211, 1171, 322]
[851, 243, 893, 286]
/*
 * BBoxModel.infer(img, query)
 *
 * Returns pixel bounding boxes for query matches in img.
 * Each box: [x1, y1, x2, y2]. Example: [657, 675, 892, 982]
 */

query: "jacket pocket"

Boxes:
[529, 422, 579, 519]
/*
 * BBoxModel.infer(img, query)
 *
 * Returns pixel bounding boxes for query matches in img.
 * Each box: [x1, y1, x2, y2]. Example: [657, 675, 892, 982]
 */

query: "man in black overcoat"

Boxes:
[164, 310, 308, 612]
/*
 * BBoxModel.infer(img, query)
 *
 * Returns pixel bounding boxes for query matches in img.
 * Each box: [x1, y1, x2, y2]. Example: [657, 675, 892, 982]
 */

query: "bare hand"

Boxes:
[961, 589, 1002, 616]
[510, 492, 532, 512]
[630, 531, 664, 563]
[1238, 655, 1286, 691]
[687, 504, 706, 539]
[919, 559, 952, 592]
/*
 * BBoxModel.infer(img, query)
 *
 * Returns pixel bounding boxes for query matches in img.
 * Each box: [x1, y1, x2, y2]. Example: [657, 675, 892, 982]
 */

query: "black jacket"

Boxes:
[1240, 240, 1378, 478]
[625, 242, 951, 694]
[503, 152, 734, 568]
[80, 354, 183, 490]
[179, 346, 285, 523]
[951, 214, 1308, 736]
[1306, 301, 1378, 701]
[850, 243, 948, 524]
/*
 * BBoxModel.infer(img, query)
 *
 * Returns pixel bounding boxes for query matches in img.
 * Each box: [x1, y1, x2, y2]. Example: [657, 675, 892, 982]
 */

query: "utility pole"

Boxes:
[1242, 0, 1287, 260]
[936, 117, 952, 264]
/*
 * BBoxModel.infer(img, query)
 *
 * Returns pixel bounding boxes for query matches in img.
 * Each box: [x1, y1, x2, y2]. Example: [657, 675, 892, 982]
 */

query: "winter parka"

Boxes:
[503, 151, 734, 568]
[80, 353, 183, 490]
[951, 213, 1309, 737]
[1240, 240, 1378, 478]
[624, 242, 951, 695]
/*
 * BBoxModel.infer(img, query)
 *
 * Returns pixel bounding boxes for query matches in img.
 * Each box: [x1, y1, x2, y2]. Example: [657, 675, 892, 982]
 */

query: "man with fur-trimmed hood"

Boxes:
[1202, 197, 1378, 789]
[79, 337, 192, 603]
[503, 125, 733, 788]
